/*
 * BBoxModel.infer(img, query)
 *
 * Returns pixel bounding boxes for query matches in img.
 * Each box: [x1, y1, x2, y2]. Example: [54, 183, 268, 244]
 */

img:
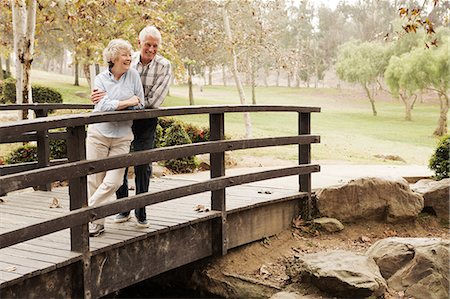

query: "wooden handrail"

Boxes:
[0, 105, 320, 138]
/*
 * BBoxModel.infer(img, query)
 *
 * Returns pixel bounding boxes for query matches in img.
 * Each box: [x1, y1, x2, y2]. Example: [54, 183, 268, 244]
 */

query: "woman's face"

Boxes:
[112, 49, 132, 73]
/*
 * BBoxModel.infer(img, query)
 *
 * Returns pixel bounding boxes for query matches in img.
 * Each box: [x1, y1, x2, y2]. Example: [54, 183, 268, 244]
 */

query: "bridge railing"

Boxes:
[0, 104, 320, 258]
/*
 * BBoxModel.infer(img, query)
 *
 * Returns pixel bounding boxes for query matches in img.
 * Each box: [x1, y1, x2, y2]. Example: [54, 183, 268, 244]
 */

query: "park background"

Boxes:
[0, 0, 448, 169]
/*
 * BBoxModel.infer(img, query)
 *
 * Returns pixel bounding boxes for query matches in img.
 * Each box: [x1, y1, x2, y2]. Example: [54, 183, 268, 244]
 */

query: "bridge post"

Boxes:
[209, 113, 227, 256]
[298, 112, 312, 219]
[67, 125, 92, 299]
[34, 109, 52, 191]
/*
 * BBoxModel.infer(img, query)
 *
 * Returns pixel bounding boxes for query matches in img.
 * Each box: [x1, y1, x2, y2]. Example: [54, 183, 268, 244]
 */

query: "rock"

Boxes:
[366, 237, 450, 299]
[411, 178, 450, 221]
[270, 291, 312, 299]
[316, 177, 424, 223]
[312, 217, 344, 233]
[286, 250, 386, 298]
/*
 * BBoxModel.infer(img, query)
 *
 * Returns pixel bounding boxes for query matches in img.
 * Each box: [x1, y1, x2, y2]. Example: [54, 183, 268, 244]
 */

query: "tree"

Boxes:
[0, 1, 13, 79]
[386, 35, 449, 133]
[336, 41, 390, 116]
[222, 4, 252, 138]
[11, 0, 36, 120]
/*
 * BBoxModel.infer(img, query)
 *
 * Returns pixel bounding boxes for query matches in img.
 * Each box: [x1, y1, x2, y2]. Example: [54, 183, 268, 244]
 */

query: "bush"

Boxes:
[0, 78, 62, 105]
[429, 135, 449, 180]
[5, 140, 67, 165]
[161, 122, 198, 173]
[0, 77, 16, 104]
[5, 144, 37, 164]
[32, 85, 63, 104]
[184, 123, 210, 143]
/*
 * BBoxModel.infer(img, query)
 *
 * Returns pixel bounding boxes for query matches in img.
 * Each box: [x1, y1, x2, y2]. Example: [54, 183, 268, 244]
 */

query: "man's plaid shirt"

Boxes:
[132, 52, 172, 109]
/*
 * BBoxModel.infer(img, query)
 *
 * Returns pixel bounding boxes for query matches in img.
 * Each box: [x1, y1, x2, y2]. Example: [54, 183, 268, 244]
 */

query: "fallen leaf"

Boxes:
[49, 197, 62, 208]
[384, 230, 398, 237]
[5, 266, 16, 272]
[259, 264, 270, 276]
[193, 204, 209, 212]
[359, 235, 371, 243]
[257, 189, 273, 194]
[292, 215, 304, 228]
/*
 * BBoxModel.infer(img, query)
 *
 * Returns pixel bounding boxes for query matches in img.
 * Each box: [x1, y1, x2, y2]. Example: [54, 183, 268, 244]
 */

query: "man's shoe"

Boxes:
[114, 213, 131, 223]
[136, 219, 150, 228]
[89, 223, 105, 237]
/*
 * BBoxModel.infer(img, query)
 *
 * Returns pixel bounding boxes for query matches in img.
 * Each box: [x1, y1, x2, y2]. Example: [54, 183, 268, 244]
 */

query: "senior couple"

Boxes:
[87, 26, 171, 237]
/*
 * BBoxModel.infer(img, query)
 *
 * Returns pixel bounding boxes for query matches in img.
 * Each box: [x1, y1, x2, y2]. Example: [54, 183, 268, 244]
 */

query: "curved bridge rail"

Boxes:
[0, 104, 320, 298]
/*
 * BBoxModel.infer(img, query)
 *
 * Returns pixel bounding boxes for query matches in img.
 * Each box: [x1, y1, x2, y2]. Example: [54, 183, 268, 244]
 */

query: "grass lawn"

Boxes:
[1, 70, 445, 165]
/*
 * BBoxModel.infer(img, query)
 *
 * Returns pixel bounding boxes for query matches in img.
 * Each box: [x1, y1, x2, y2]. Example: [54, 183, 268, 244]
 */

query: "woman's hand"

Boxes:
[91, 89, 106, 104]
[117, 96, 142, 110]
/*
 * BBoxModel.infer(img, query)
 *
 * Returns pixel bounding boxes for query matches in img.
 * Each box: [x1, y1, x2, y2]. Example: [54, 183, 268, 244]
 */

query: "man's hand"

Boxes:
[91, 89, 106, 104]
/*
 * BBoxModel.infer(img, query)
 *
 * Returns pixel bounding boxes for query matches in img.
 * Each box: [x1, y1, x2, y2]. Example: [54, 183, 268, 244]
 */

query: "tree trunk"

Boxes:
[222, 64, 227, 87]
[6, 54, 11, 76]
[276, 69, 280, 87]
[287, 71, 291, 88]
[95, 63, 100, 76]
[363, 83, 377, 116]
[208, 65, 212, 85]
[188, 64, 194, 105]
[222, 7, 252, 138]
[263, 66, 268, 87]
[251, 57, 256, 105]
[434, 93, 449, 136]
[0, 57, 4, 80]
[12, 0, 36, 120]
[400, 93, 414, 121]
[74, 58, 79, 86]
[83, 63, 91, 89]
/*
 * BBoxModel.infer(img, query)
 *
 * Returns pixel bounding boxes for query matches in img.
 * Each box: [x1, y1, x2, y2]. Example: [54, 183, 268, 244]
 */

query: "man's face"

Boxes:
[139, 35, 159, 64]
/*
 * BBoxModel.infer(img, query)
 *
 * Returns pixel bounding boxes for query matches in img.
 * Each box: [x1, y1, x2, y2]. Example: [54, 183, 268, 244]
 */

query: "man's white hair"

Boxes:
[103, 39, 132, 65]
[139, 26, 162, 45]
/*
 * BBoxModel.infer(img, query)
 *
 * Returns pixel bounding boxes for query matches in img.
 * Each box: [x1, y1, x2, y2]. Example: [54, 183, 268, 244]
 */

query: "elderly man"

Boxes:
[91, 26, 172, 228]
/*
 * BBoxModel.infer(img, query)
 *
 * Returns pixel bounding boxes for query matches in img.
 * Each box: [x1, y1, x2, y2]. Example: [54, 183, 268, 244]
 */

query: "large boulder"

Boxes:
[316, 177, 424, 223]
[286, 250, 386, 298]
[367, 237, 450, 299]
[411, 178, 450, 221]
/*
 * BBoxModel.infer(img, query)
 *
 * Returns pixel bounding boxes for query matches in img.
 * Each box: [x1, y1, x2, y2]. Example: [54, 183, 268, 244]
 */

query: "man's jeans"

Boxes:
[116, 118, 158, 221]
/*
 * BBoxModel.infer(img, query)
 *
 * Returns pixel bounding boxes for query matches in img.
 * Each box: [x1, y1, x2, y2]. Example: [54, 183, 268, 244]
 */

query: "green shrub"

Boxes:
[429, 135, 449, 180]
[5, 144, 37, 164]
[184, 123, 210, 143]
[5, 140, 67, 165]
[32, 85, 63, 104]
[2, 70, 11, 79]
[1, 77, 15, 104]
[161, 122, 198, 173]
[0, 78, 62, 105]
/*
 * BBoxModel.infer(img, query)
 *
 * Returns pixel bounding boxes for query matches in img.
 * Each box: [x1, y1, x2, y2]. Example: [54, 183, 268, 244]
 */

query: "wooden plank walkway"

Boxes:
[0, 175, 303, 297]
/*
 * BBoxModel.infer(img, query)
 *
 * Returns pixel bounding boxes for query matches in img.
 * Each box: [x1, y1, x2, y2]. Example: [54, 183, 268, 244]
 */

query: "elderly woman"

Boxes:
[87, 39, 144, 237]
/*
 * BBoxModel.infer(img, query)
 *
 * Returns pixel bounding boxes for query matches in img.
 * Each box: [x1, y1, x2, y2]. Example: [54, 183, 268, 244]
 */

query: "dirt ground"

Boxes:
[196, 153, 447, 298]
[208, 214, 449, 298]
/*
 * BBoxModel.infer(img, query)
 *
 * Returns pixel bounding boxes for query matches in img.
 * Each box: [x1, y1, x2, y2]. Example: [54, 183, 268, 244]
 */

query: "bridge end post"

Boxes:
[298, 112, 312, 220]
[210, 113, 227, 256]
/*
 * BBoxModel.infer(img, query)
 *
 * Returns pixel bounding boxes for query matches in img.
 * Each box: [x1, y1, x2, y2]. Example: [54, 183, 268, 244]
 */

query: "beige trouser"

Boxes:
[86, 127, 133, 225]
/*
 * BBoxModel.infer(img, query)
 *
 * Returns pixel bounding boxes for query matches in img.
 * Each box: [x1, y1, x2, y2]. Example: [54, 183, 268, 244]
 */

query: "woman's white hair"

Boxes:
[139, 26, 162, 45]
[103, 39, 133, 65]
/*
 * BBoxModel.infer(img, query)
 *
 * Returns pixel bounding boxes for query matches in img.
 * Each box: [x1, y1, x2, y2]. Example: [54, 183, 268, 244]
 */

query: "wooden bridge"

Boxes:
[0, 104, 320, 298]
